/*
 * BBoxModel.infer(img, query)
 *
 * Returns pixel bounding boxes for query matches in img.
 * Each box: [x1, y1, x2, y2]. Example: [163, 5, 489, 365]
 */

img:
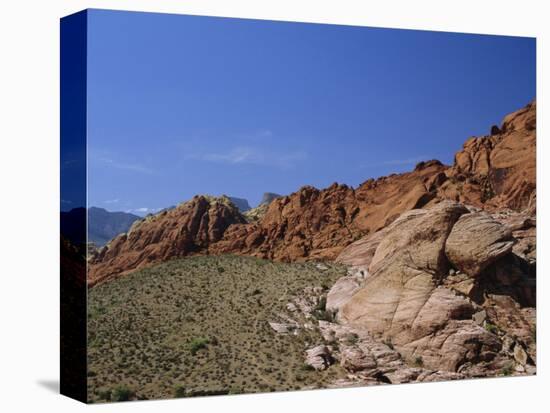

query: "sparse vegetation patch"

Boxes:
[87, 255, 347, 401]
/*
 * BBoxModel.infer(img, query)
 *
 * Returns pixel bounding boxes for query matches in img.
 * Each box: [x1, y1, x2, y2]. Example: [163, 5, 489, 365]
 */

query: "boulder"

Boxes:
[268, 321, 298, 334]
[445, 212, 514, 277]
[340, 347, 377, 372]
[336, 209, 428, 269]
[472, 310, 487, 325]
[406, 320, 501, 372]
[305, 345, 333, 370]
[340, 201, 467, 338]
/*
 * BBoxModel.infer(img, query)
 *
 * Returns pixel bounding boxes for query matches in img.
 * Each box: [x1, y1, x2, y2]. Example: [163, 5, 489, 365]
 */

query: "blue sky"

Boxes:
[85, 9, 535, 214]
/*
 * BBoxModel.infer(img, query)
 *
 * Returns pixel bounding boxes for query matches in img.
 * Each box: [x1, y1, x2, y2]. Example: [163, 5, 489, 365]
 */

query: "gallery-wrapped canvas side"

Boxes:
[60, 10, 88, 403]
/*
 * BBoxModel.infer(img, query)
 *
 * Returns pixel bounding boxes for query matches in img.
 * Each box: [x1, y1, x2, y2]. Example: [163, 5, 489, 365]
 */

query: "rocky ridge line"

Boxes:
[89, 101, 536, 286]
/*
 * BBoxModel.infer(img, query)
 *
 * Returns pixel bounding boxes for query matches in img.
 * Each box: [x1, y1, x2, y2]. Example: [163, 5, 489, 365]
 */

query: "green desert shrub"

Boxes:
[315, 296, 327, 312]
[484, 322, 499, 334]
[300, 363, 315, 372]
[98, 389, 111, 401]
[189, 337, 209, 355]
[310, 296, 333, 321]
[310, 296, 337, 321]
[111, 385, 133, 402]
[344, 333, 359, 345]
[312, 308, 336, 322]
[174, 385, 186, 398]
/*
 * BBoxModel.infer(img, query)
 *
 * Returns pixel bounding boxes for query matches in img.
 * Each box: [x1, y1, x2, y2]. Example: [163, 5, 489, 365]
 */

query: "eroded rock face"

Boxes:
[332, 201, 536, 374]
[326, 273, 365, 314]
[339, 202, 467, 338]
[317, 319, 464, 384]
[443, 101, 536, 211]
[88, 195, 247, 286]
[212, 164, 447, 262]
[445, 213, 514, 277]
[278, 282, 470, 385]
[336, 209, 428, 269]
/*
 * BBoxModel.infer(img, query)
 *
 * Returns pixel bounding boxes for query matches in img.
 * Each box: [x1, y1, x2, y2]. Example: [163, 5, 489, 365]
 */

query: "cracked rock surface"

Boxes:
[323, 201, 536, 380]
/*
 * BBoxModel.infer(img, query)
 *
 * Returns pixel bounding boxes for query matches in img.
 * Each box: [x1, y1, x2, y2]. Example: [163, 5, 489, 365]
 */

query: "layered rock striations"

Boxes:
[333, 201, 536, 376]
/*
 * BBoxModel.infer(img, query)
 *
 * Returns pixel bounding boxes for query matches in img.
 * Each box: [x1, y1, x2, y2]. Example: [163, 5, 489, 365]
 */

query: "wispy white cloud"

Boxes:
[188, 146, 307, 169]
[202, 147, 259, 164]
[125, 207, 162, 215]
[98, 157, 154, 174]
[61, 199, 72, 204]
[103, 199, 119, 204]
[256, 129, 273, 138]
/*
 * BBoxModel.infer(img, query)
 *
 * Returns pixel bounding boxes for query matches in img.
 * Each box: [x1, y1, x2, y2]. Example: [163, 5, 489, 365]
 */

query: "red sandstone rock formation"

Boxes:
[88, 101, 536, 286]
[88, 195, 246, 285]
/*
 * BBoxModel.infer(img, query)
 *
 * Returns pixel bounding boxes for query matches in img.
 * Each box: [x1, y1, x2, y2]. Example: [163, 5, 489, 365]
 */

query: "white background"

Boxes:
[0, 0, 548, 411]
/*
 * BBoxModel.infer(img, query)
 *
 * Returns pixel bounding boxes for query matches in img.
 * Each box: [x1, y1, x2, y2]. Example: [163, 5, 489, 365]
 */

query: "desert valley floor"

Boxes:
[88, 256, 349, 401]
